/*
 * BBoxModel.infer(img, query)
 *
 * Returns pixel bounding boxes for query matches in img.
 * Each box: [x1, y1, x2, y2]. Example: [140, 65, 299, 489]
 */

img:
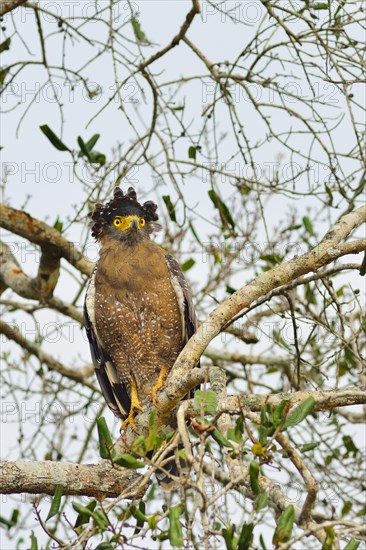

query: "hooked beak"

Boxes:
[129, 217, 138, 232]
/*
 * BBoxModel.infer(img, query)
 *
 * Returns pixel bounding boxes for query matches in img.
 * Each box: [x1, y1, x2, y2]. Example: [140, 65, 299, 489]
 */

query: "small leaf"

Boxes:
[77, 136, 92, 161]
[255, 492, 269, 511]
[313, 2, 329, 9]
[89, 151, 106, 166]
[53, 218, 63, 233]
[113, 454, 146, 469]
[188, 146, 196, 159]
[273, 400, 290, 427]
[30, 531, 38, 550]
[85, 133, 100, 151]
[96, 417, 115, 459]
[252, 441, 268, 458]
[93, 509, 109, 531]
[325, 183, 333, 205]
[189, 221, 202, 245]
[131, 17, 148, 43]
[168, 505, 183, 547]
[208, 189, 235, 229]
[210, 429, 235, 449]
[194, 389, 217, 414]
[162, 195, 177, 223]
[46, 484, 63, 521]
[343, 541, 360, 550]
[74, 500, 97, 528]
[302, 216, 315, 236]
[299, 442, 318, 453]
[249, 461, 260, 495]
[222, 525, 235, 550]
[238, 522, 254, 550]
[0, 38, 11, 53]
[181, 258, 195, 272]
[0, 67, 10, 86]
[132, 502, 146, 535]
[40, 125, 70, 152]
[272, 505, 295, 545]
[341, 501, 352, 517]
[95, 543, 114, 550]
[283, 397, 315, 430]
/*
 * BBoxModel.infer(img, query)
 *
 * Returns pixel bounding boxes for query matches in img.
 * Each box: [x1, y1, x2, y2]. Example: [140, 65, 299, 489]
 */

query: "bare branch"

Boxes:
[0, 460, 142, 498]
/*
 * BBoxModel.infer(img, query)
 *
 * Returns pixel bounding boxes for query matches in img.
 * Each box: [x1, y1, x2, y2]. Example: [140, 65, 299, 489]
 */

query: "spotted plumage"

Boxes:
[84, 187, 198, 428]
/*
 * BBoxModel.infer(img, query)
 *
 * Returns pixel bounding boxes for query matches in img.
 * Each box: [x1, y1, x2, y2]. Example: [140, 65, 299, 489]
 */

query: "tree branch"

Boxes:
[159, 206, 366, 414]
[0, 0, 26, 17]
[0, 204, 93, 276]
[0, 460, 141, 498]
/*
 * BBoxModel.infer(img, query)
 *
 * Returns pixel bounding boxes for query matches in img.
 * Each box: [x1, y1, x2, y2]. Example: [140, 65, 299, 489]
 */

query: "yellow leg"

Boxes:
[121, 379, 142, 431]
[150, 365, 170, 404]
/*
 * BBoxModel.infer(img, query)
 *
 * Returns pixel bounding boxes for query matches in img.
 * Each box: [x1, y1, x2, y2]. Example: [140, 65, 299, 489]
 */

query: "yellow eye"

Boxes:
[139, 218, 145, 228]
[113, 217, 121, 227]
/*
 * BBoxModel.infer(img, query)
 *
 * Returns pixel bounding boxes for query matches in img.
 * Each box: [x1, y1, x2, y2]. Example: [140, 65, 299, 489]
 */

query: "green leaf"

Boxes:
[249, 461, 260, 495]
[168, 505, 183, 547]
[189, 221, 202, 246]
[53, 218, 63, 233]
[30, 531, 38, 550]
[194, 389, 217, 414]
[325, 183, 333, 205]
[238, 522, 254, 550]
[74, 500, 97, 528]
[283, 397, 315, 430]
[259, 533, 267, 550]
[273, 400, 289, 427]
[302, 215, 315, 236]
[93, 509, 109, 531]
[96, 417, 115, 459]
[132, 502, 146, 535]
[210, 429, 235, 449]
[95, 543, 114, 550]
[341, 501, 352, 517]
[46, 484, 63, 521]
[0, 67, 10, 86]
[85, 133, 100, 151]
[222, 525, 235, 550]
[0, 38, 11, 53]
[208, 189, 235, 229]
[89, 151, 106, 166]
[40, 125, 70, 152]
[181, 258, 195, 272]
[113, 454, 146, 469]
[299, 442, 319, 453]
[77, 136, 92, 161]
[162, 195, 177, 223]
[131, 17, 148, 43]
[272, 505, 295, 545]
[343, 540, 360, 550]
[255, 491, 269, 511]
[188, 146, 196, 159]
[313, 2, 329, 9]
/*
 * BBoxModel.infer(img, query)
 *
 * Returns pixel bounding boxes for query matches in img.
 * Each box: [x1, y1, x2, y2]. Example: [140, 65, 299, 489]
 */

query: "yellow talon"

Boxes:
[150, 365, 170, 404]
[121, 379, 142, 431]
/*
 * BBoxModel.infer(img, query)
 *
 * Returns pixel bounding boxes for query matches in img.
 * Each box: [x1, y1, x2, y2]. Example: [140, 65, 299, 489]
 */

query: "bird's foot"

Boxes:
[121, 380, 142, 431]
[121, 402, 142, 431]
[150, 366, 169, 405]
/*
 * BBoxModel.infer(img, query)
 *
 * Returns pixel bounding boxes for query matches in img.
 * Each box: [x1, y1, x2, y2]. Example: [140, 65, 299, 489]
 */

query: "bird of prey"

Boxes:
[84, 186, 198, 430]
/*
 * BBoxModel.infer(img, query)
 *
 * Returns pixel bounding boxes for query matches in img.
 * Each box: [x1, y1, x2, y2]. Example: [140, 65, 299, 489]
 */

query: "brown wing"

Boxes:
[84, 270, 130, 419]
[165, 253, 198, 346]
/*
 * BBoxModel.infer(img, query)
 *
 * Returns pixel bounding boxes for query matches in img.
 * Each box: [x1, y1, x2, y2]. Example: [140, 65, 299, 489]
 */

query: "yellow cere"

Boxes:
[113, 215, 145, 231]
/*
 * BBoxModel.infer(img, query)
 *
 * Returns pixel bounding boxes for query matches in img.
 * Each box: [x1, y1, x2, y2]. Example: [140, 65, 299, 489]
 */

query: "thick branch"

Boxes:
[160, 206, 366, 414]
[0, 0, 26, 17]
[0, 460, 141, 498]
[0, 204, 93, 276]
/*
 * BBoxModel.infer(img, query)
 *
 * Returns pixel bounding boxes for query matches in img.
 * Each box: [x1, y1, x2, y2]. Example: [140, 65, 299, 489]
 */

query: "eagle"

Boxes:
[84, 186, 198, 431]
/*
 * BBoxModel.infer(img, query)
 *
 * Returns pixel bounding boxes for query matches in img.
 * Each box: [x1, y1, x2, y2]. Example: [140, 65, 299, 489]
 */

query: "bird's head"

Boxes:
[89, 187, 160, 244]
